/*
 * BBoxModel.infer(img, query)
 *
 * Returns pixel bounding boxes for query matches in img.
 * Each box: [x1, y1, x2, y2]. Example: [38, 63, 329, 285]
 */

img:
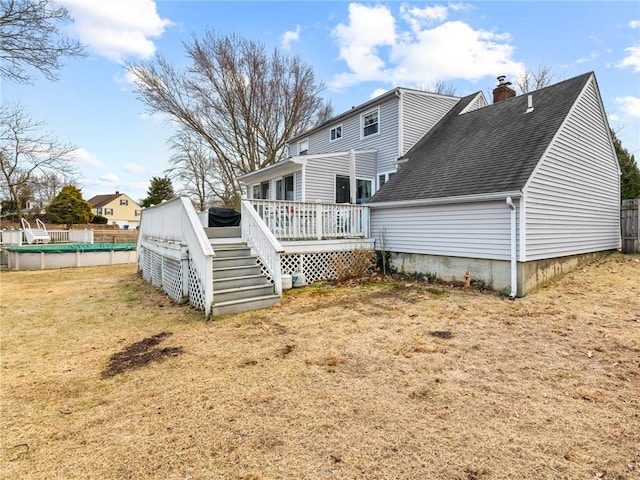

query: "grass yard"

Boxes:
[1, 254, 639, 479]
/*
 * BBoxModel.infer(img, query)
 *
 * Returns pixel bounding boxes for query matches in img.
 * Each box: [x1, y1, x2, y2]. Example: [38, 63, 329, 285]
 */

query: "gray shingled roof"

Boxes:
[88, 193, 122, 209]
[369, 72, 593, 204]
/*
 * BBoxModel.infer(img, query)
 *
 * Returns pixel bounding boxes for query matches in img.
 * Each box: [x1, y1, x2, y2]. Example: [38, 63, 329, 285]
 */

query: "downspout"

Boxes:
[506, 196, 517, 299]
[349, 149, 356, 204]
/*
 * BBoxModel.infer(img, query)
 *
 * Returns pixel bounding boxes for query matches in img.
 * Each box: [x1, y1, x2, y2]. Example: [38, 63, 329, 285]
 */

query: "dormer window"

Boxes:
[330, 125, 342, 141]
[362, 108, 379, 138]
[298, 138, 309, 155]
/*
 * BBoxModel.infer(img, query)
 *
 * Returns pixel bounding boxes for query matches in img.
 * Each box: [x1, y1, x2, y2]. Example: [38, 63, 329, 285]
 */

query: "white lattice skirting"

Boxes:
[280, 250, 355, 284]
[139, 246, 200, 307]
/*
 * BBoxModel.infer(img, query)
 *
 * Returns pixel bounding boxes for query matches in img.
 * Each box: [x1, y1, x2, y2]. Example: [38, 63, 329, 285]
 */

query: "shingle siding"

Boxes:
[524, 77, 620, 260]
[370, 200, 518, 261]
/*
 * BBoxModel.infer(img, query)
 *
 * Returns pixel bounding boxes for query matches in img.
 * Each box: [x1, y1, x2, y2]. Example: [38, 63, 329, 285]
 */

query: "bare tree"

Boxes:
[515, 65, 555, 94]
[0, 102, 77, 220]
[126, 31, 333, 208]
[0, 0, 84, 84]
[420, 80, 457, 96]
[33, 170, 73, 205]
[166, 129, 218, 211]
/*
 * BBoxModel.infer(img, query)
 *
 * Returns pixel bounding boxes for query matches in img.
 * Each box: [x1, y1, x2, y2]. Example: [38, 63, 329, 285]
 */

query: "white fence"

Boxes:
[0, 228, 93, 246]
[137, 197, 215, 318]
[248, 199, 369, 240]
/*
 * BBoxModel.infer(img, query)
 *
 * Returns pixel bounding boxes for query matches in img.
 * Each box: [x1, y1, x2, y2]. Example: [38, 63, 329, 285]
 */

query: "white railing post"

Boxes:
[316, 201, 323, 240]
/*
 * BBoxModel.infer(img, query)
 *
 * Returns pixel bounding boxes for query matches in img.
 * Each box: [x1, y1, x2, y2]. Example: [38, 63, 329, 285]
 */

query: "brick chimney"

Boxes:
[493, 75, 516, 103]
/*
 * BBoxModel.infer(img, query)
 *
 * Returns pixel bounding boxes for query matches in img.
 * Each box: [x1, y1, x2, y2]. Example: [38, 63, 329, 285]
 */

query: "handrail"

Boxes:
[248, 199, 369, 240]
[241, 200, 284, 295]
[36, 218, 47, 232]
[137, 197, 215, 317]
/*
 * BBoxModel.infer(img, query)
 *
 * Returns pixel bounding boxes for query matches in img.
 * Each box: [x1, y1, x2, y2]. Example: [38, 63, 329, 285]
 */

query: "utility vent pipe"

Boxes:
[525, 94, 534, 114]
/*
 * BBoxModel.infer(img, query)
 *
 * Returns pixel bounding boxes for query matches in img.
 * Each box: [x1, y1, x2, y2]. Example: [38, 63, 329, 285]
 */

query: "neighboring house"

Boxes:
[88, 191, 142, 229]
[239, 88, 475, 204]
[368, 72, 620, 296]
[22, 199, 48, 215]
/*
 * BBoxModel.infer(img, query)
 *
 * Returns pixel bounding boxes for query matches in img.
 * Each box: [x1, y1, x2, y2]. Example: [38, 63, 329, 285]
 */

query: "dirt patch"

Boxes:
[429, 330, 453, 339]
[101, 332, 183, 378]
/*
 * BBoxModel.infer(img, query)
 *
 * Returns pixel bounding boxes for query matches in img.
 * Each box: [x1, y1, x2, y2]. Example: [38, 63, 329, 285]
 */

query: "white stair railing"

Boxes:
[21, 217, 51, 244]
[241, 200, 284, 295]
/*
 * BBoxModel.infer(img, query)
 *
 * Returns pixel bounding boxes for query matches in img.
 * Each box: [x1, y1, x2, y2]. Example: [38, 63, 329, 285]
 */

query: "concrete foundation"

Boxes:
[387, 250, 615, 297]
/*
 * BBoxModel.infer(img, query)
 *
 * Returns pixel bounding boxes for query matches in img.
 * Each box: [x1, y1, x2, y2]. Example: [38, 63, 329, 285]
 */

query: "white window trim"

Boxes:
[377, 170, 396, 190]
[361, 107, 380, 139]
[298, 138, 309, 155]
[329, 124, 343, 142]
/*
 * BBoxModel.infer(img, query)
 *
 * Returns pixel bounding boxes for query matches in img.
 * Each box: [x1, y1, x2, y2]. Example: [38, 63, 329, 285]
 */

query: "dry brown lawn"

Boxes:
[1, 253, 639, 480]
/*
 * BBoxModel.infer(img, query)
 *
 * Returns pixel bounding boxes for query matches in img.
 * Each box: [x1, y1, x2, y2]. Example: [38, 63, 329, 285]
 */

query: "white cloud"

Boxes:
[71, 148, 104, 168]
[100, 172, 119, 183]
[629, 20, 640, 29]
[370, 88, 388, 99]
[122, 163, 147, 174]
[138, 111, 172, 124]
[282, 25, 301, 50]
[113, 70, 139, 90]
[330, 3, 524, 90]
[576, 52, 599, 64]
[400, 4, 448, 34]
[59, 0, 173, 61]
[617, 45, 640, 73]
[615, 96, 640, 118]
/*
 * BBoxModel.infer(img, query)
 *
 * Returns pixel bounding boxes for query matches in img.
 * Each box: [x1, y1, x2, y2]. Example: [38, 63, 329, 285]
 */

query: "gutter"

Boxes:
[505, 196, 517, 299]
[368, 190, 523, 208]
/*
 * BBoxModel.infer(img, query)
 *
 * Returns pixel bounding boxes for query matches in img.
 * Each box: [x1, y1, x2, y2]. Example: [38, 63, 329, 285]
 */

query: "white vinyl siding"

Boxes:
[370, 201, 517, 261]
[524, 77, 620, 260]
[287, 96, 399, 173]
[304, 153, 350, 203]
[402, 92, 459, 154]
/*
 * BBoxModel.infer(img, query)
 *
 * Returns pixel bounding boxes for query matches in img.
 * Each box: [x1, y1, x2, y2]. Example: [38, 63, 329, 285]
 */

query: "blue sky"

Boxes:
[3, 0, 639, 203]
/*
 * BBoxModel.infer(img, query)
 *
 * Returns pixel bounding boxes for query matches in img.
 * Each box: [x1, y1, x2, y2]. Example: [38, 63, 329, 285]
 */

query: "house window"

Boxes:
[356, 179, 372, 204]
[276, 175, 294, 201]
[251, 181, 270, 199]
[135, 210, 141, 216]
[120, 199, 128, 206]
[298, 138, 309, 155]
[105, 208, 113, 215]
[97, 208, 102, 215]
[335, 176, 373, 204]
[330, 125, 342, 142]
[378, 171, 396, 189]
[362, 108, 379, 138]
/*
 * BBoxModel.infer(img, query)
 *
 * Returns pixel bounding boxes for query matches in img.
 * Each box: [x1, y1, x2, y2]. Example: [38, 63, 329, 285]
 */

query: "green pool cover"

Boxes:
[2, 243, 137, 253]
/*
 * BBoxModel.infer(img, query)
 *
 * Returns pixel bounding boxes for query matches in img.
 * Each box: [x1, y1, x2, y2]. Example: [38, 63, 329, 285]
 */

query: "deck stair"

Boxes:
[207, 227, 280, 316]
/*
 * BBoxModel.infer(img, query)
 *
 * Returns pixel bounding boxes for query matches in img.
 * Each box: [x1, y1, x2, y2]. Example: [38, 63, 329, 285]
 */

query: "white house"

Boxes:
[137, 72, 621, 317]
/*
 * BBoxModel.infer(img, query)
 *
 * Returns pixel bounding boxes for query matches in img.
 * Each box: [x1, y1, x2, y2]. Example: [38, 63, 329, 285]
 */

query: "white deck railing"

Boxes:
[137, 197, 215, 317]
[248, 199, 369, 240]
[241, 200, 284, 295]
